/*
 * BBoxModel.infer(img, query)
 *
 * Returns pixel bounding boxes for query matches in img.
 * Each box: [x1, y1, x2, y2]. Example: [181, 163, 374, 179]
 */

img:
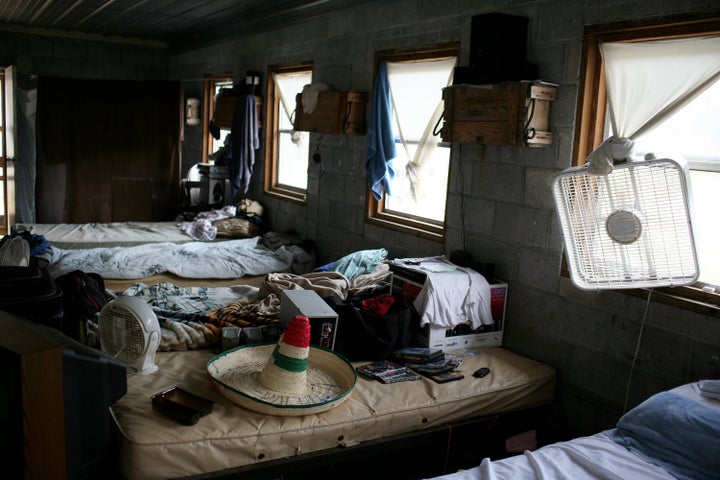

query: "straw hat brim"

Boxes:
[207, 343, 357, 416]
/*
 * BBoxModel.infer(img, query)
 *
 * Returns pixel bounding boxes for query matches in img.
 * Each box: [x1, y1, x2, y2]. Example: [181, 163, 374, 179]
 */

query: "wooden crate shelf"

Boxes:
[294, 90, 368, 135]
[441, 81, 556, 147]
[213, 95, 263, 130]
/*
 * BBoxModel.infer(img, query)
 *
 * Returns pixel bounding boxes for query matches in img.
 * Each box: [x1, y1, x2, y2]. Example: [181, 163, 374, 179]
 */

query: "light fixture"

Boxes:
[185, 97, 200, 126]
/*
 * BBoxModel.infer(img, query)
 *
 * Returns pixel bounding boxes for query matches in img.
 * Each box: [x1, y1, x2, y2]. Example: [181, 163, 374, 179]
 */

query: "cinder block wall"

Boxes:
[2, 0, 718, 437]
[171, 0, 720, 435]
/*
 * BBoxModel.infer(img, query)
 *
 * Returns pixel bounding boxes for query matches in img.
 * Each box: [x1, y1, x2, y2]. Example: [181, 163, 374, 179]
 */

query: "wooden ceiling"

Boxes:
[0, 0, 389, 51]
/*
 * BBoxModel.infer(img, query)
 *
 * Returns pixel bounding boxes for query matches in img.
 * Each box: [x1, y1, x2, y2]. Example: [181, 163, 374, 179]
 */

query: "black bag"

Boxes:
[327, 294, 414, 362]
[56, 270, 110, 340]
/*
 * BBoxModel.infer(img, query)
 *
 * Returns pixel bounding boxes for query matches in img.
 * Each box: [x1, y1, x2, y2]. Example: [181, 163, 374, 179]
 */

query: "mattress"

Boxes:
[111, 347, 556, 480]
[30, 222, 192, 249]
[426, 382, 720, 480]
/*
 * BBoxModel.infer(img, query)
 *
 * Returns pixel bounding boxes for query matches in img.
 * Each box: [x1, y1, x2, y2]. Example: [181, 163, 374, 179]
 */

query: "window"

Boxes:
[366, 45, 458, 240]
[574, 16, 720, 310]
[0, 67, 12, 235]
[202, 74, 233, 164]
[264, 65, 313, 202]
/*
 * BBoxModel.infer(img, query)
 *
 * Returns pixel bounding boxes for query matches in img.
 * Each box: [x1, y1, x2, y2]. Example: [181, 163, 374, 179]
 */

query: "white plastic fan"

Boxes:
[552, 156, 699, 290]
[99, 296, 161, 375]
[0, 236, 30, 266]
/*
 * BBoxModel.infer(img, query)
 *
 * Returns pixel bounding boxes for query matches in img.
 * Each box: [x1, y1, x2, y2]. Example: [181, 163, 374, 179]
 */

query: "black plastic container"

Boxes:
[0, 266, 64, 330]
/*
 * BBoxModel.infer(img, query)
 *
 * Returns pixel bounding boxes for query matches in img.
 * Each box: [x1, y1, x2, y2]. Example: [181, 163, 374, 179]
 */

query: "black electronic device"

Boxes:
[473, 367, 491, 378]
[459, 12, 537, 85]
[151, 387, 214, 426]
[427, 370, 465, 384]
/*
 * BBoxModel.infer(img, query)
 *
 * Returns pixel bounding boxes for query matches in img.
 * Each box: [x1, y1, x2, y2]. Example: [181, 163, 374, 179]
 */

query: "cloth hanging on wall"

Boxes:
[229, 94, 259, 198]
[365, 61, 396, 201]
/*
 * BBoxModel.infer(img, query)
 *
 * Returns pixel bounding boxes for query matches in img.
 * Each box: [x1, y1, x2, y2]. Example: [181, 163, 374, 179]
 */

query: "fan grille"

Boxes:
[553, 158, 698, 290]
[100, 305, 147, 362]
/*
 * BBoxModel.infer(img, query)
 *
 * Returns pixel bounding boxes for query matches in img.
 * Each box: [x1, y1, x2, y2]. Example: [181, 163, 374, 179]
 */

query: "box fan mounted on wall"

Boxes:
[99, 296, 161, 375]
[552, 140, 699, 290]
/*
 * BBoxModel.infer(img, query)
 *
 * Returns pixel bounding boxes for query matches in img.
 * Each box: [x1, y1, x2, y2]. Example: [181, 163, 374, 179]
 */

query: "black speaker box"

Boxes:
[465, 12, 536, 84]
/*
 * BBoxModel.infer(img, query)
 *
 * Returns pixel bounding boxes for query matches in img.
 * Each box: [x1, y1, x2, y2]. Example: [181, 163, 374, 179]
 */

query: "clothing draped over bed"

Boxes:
[117, 265, 392, 352]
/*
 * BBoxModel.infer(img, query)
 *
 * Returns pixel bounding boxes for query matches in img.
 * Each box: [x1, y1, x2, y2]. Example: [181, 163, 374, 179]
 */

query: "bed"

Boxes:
[21, 221, 314, 290]
[425, 381, 720, 480]
[18, 222, 561, 479]
[110, 346, 555, 480]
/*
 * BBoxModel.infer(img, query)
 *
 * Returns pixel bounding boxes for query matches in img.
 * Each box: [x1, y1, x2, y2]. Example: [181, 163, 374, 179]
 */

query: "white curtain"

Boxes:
[588, 36, 720, 173]
[386, 57, 456, 199]
[271, 71, 311, 126]
[3, 66, 16, 159]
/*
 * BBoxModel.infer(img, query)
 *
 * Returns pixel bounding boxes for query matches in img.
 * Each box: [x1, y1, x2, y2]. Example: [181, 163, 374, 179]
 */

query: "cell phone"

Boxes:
[151, 387, 214, 425]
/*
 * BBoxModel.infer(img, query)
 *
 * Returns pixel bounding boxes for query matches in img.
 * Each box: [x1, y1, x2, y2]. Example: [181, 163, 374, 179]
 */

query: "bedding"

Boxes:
[48, 236, 302, 279]
[110, 346, 556, 480]
[25, 220, 315, 285]
[425, 382, 720, 480]
[115, 267, 392, 352]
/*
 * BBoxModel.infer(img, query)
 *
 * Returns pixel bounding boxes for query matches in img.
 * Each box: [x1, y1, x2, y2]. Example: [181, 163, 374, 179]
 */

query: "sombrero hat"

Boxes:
[206, 315, 357, 416]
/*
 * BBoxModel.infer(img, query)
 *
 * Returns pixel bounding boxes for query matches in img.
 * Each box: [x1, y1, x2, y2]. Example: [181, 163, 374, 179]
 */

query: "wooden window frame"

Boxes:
[573, 14, 720, 315]
[0, 68, 8, 235]
[263, 64, 313, 204]
[202, 74, 233, 164]
[365, 43, 460, 242]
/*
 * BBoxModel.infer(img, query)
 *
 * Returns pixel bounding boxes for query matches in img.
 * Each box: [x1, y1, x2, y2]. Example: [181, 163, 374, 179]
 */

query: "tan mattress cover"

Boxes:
[111, 347, 555, 480]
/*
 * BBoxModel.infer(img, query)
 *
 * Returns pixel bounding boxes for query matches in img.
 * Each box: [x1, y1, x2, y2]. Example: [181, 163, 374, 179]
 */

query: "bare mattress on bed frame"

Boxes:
[30, 222, 195, 248]
[111, 347, 555, 480]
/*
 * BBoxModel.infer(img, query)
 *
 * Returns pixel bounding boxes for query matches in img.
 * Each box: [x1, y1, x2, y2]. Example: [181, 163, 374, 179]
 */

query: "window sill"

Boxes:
[264, 187, 306, 205]
[638, 285, 720, 317]
[561, 267, 720, 317]
[366, 215, 445, 242]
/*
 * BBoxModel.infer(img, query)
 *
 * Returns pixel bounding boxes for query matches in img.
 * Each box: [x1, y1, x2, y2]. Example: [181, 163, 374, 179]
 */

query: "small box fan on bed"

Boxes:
[552, 155, 699, 290]
[99, 296, 161, 375]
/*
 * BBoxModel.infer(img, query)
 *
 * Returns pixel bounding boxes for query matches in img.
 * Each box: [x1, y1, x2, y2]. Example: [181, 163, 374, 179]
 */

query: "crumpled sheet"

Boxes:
[331, 248, 388, 282]
[177, 206, 237, 241]
[49, 236, 296, 279]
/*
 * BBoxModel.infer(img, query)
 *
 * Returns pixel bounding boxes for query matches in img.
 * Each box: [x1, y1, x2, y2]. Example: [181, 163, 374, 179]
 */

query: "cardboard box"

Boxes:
[391, 273, 507, 349]
[279, 290, 339, 350]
